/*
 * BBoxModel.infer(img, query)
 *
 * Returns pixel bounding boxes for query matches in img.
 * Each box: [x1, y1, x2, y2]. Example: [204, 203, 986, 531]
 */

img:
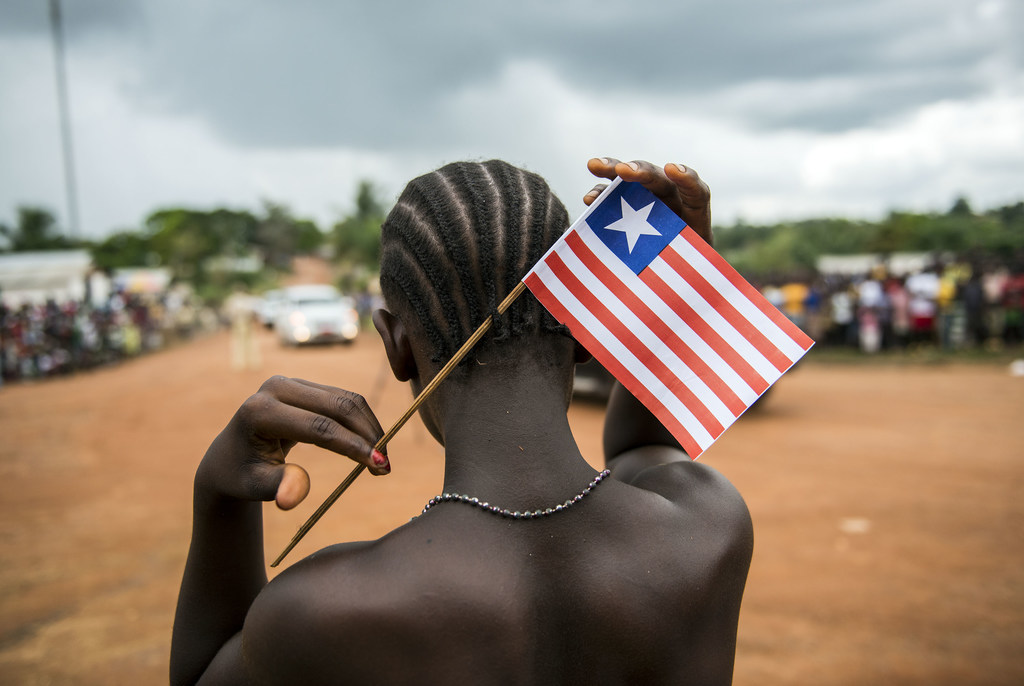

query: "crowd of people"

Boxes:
[4, 256, 1022, 385]
[0, 288, 206, 384]
[762, 259, 1024, 354]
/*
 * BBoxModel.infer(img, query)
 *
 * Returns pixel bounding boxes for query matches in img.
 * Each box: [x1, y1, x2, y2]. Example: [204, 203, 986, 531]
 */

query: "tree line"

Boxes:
[715, 197, 1024, 278]
[3, 189, 1022, 301]
[0, 181, 387, 303]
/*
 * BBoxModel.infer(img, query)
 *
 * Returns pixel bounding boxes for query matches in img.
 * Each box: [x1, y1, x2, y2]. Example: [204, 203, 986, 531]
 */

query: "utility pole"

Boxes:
[49, 0, 81, 239]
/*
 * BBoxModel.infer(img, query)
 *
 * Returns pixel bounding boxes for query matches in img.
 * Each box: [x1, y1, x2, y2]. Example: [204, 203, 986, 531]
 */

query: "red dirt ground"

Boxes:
[0, 329, 1022, 685]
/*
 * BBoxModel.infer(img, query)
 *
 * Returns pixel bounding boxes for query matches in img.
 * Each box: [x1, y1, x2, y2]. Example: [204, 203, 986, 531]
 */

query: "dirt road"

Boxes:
[1, 329, 1022, 684]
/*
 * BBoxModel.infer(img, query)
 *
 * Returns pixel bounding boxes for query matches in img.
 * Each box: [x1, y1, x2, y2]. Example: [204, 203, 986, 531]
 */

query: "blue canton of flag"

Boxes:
[585, 181, 686, 275]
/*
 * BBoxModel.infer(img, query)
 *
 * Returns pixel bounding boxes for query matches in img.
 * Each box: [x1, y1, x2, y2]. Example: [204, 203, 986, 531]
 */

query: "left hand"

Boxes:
[195, 376, 389, 511]
[585, 158, 713, 247]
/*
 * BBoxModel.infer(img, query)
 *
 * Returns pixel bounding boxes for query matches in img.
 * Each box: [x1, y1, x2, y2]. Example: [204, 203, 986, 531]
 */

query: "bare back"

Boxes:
[239, 460, 752, 686]
[170, 158, 740, 686]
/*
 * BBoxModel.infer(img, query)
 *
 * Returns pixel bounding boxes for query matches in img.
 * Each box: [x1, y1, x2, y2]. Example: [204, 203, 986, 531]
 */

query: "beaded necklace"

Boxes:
[419, 469, 612, 520]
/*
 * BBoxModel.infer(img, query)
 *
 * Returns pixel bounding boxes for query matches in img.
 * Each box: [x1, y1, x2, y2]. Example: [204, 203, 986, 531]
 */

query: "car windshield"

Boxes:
[294, 298, 339, 306]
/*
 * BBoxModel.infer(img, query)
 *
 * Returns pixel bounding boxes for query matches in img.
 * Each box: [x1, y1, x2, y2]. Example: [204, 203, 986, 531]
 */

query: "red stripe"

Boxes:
[525, 272, 703, 458]
[680, 229, 815, 351]
[658, 246, 792, 373]
[638, 268, 770, 396]
[564, 232, 746, 418]
[544, 251, 725, 439]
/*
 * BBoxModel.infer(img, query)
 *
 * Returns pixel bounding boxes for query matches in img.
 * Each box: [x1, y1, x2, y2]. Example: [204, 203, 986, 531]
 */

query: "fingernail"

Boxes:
[675, 163, 688, 174]
[600, 158, 611, 165]
[372, 449, 389, 468]
[627, 162, 639, 171]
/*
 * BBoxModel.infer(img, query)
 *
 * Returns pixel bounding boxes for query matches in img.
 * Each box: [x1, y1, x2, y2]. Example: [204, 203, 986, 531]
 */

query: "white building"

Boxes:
[0, 250, 101, 307]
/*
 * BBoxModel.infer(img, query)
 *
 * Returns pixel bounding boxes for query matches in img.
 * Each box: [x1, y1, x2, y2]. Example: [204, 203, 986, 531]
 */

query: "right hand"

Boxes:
[195, 376, 390, 510]
[584, 158, 713, 247]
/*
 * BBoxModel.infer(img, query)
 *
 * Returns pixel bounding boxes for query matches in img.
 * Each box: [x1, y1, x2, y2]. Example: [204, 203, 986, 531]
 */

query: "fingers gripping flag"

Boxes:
[524, 178, 814, 458]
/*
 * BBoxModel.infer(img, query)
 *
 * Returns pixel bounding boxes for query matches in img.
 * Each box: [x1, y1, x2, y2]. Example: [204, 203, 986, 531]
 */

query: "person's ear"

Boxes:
[372, 308, 417, 382]
[573, 339, 593, 364]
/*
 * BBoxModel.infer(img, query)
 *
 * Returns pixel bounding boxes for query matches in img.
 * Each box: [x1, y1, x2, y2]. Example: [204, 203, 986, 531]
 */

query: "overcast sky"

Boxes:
[1, 0, 1021, 239]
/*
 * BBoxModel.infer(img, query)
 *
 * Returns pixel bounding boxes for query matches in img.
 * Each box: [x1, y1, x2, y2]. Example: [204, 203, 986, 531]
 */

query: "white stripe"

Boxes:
[575, 226, 761, 404]
[531, 259, 715, 450]
[556, 237, 737, 426]
[672, 237, 808, 361]
[648, 253, 781, 384]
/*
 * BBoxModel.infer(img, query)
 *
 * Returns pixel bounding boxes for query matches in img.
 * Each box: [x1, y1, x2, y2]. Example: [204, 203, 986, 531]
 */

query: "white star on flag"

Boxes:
[603, 198, 661, 253]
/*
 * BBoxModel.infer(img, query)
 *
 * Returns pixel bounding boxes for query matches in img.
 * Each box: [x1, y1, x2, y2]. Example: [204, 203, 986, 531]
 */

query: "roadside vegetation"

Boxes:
[2, 189, 1021, 307]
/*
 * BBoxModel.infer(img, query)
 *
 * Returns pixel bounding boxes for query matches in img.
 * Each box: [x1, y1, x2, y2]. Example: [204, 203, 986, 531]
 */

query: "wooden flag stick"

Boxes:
[271, 281, 528, 567]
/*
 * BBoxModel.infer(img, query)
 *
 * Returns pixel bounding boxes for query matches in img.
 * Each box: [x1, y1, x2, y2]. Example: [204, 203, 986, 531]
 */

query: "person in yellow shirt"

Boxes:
[779, 280, 809, 328]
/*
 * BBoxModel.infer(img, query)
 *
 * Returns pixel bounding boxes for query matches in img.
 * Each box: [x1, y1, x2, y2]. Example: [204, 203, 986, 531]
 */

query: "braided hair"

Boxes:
[380, 160, 570, 364]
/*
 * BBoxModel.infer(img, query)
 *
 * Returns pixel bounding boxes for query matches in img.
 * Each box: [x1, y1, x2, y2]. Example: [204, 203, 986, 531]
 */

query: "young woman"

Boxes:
[171, 158, 752, 685]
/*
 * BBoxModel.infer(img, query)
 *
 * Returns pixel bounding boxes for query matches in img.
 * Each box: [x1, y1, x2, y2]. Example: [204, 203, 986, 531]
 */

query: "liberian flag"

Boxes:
[524, 178, 813, 458]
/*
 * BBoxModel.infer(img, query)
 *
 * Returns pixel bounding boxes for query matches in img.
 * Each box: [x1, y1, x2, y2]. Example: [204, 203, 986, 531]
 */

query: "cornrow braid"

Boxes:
[380, 160, 570, 363]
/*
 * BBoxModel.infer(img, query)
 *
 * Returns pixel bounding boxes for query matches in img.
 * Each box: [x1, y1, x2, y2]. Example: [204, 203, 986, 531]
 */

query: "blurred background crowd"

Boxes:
[2, 182, 1023, 385]
[762, 258, 1024, 355]
[4, 250, 1023, 386]
[0, 287, 209, 384]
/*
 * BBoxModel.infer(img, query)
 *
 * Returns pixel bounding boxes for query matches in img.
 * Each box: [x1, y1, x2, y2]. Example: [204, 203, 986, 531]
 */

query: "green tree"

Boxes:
[144, 207, 266, 280]
[254, 201, 317, 270]
[146, 209, 221, 280]
[294, 219, 324, 254]
[206, 208, 261, 257]
[91, 230, 155, 270]
[984, 202, 1024, 257]
[0, 206, 76, 252]
[332, 181, 388, 270]
[714, 198, 1024, 278]
[717, 217, 875, 277]
[949, 196, 973, 216]
[990, 201, 1024, 226]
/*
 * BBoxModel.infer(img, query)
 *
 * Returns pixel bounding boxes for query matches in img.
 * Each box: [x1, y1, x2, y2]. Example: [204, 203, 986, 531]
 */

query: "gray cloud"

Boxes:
[2, 0, 1021, 238]
[0, 0, 143, 38]
[4, 0, 1014, 149]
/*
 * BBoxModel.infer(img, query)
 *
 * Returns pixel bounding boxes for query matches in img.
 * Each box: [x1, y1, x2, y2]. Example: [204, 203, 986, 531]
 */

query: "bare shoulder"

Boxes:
[237, 530, 522, 684]
[616, 446, 753, 556]
[238, 540, 397, 685]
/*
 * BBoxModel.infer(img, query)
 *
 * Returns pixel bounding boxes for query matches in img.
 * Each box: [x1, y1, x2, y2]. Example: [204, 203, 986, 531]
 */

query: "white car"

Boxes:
[274, 285, 359, 346]
[257, 289, 287, 328]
